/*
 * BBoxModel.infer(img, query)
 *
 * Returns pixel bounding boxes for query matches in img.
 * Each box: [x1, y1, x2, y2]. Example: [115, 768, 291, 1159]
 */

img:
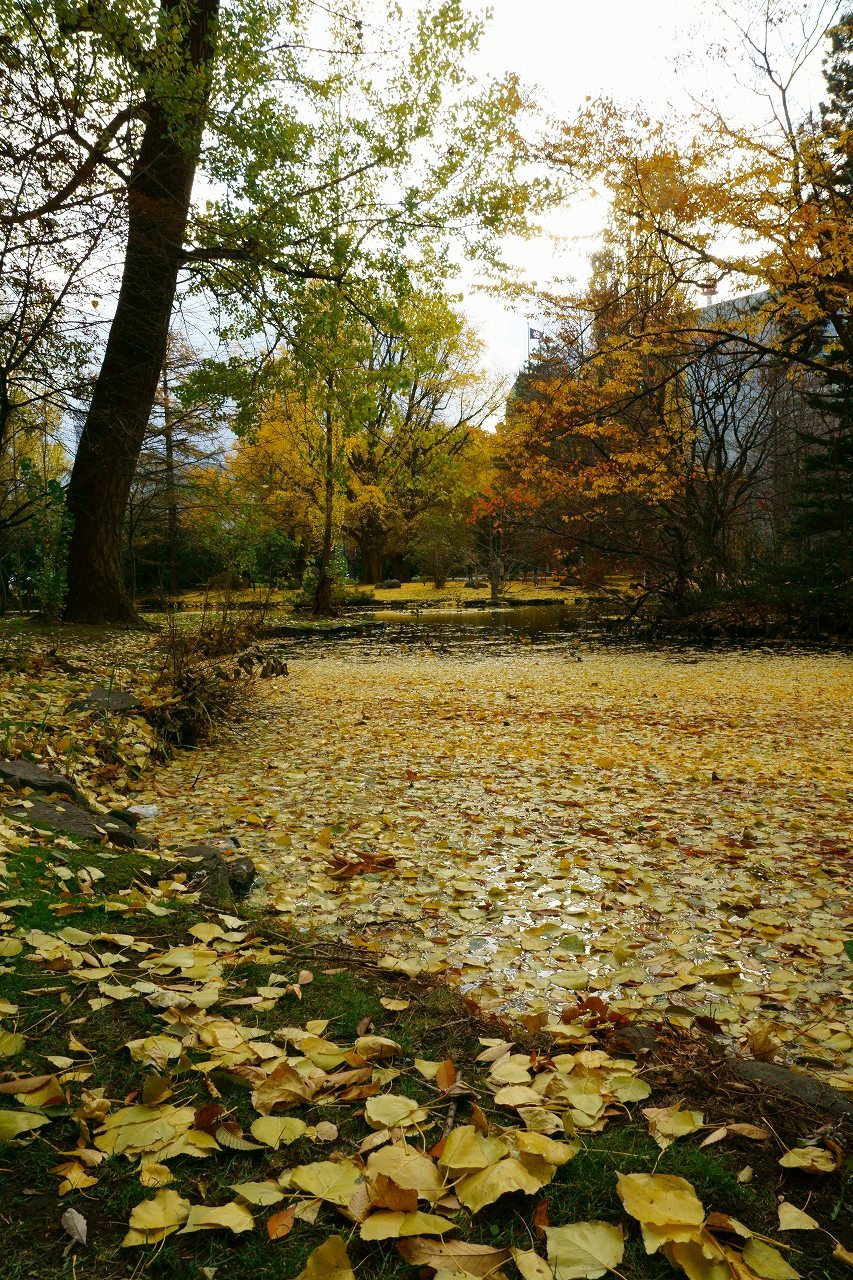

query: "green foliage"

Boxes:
[18, 463, 72, 624]
[297, 546, 349, 607]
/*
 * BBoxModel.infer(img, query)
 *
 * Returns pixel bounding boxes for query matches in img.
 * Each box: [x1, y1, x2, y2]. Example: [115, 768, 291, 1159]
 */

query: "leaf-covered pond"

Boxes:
[147, 621, 852, 1085]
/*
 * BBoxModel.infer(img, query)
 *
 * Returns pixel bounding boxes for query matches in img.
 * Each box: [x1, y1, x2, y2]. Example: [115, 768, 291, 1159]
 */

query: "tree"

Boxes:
[787, 8, 853, 602]
[1, 0, 544, 623]
[343, 297, 504, 584]
[542, 3, 851, 389]
[125, 331, 229, 596]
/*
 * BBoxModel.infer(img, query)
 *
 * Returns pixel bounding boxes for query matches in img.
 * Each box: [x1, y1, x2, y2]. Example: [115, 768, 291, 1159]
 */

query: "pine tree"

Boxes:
[789, 10, 853, 605]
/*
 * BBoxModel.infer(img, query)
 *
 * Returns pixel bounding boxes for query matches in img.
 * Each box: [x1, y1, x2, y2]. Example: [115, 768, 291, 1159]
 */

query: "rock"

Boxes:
[376, 579, 402, 590]
[228, 856, 257, 897]
[732, 1059, 853, 1119]
[171, 844, 256, 910]
[81, 687, 141, 713]
[463, 579, 486, 589]
[7, 797, 157, 850]
[0, 758, 86, 806]
[105, 807, 139, 828]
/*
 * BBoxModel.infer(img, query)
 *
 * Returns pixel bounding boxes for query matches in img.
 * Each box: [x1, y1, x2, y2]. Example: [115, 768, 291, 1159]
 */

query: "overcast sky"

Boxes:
[453, 0, 838, 385]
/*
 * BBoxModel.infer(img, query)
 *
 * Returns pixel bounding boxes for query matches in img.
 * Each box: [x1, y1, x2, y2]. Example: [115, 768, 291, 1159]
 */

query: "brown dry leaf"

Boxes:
[397, 1237, 511, 1274]
[251, 1061, 315, 1114]
[832, 1243, 853, 1269]
[436, 1060, 458, 1091]
[727, 1124, 771, 1141]
[371, 1172, 419, 1212]
[267, 1206, 296, 1240]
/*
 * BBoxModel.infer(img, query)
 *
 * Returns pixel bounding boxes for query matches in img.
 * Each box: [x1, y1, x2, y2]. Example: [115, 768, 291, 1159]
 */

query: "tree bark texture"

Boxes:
[312, 399, 337, 617]
[64, 0, 219, 624]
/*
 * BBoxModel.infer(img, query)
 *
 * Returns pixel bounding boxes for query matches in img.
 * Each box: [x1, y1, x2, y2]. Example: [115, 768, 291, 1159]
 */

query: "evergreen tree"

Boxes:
[790, 10, 853, 606]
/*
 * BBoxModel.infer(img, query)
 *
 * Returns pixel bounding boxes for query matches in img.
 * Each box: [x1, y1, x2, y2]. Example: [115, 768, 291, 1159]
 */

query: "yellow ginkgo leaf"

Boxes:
[293, 1235, 355, 1280]
[616, 1173, 705, 1233]
[777, 1202, 818, 1231]
[122, 1189, 191, 1246]
[741, 1239, 800, 1279]
[360, 1210, 455, 1239]
[249, 1116, 307, 1149]
[662, 1237, 730, 1280]
[455, 1157, 546, 1212]
[364, 1094, 425, 1129]
[0, 1029, 25, 1058]
[778, 1146, 837, 1174]
[438, 1126, 507, 1171]
[229, 1181, 284, 1206]
[642, 1106, 705, 1149]
[545, 1222, 625, 1279]
[138, 1162, 174, 1188]
[0, 1110, 50, 1145]
[514, 1248, 554, 1280]
[366, 1143, 444, 1202]
[289, 1159, 363, 1206]
[179, 1201, 254, 1234]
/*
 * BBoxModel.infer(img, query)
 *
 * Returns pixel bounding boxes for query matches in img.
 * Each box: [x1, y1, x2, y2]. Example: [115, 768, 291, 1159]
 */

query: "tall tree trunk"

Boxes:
[64, 0, 219, 625]
[313, 400, 337, 617]
[360, 543, 382, 584]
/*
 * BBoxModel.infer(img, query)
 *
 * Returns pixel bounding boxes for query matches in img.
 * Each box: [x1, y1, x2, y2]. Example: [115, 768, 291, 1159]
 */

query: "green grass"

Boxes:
[0, 837, 848, 1280]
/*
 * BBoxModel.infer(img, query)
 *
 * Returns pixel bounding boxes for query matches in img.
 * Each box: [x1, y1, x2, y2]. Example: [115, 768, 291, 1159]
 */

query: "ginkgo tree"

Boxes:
[0, 0, 545, 624]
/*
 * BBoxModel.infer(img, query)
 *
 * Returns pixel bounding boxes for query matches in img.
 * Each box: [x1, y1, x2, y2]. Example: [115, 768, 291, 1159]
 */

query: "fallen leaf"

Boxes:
[267, 1206, 296, 1240]
[0, 1110, 51, 1144]
[122, 1189, 191, 1246]
[398, 1237, 511, 1275]
[60, 1207, 88, 1246]
[293, 1235, 355, 1279]
[777, 1202, 819, 1231]
[616, 1172, 705, 1239]
[642, 1105, 704, 1149]
[250, 1115, 308, 1148]
[361, 1209, 455, 1239]
[179, 1201, 254, 1234]
[778, 1146, 838, 1174]
[545, 1222, 625, 1279]
[741, 1238, 801, 1279]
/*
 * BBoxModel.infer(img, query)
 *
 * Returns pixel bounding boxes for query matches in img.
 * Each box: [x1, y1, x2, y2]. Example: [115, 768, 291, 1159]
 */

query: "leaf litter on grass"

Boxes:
[1, 627, 850, 1276]
[141, 643, 852, 1088]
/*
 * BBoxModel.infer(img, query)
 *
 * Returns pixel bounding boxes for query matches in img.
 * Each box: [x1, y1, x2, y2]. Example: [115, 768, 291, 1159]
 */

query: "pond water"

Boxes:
[145, 613, 852, 1084]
